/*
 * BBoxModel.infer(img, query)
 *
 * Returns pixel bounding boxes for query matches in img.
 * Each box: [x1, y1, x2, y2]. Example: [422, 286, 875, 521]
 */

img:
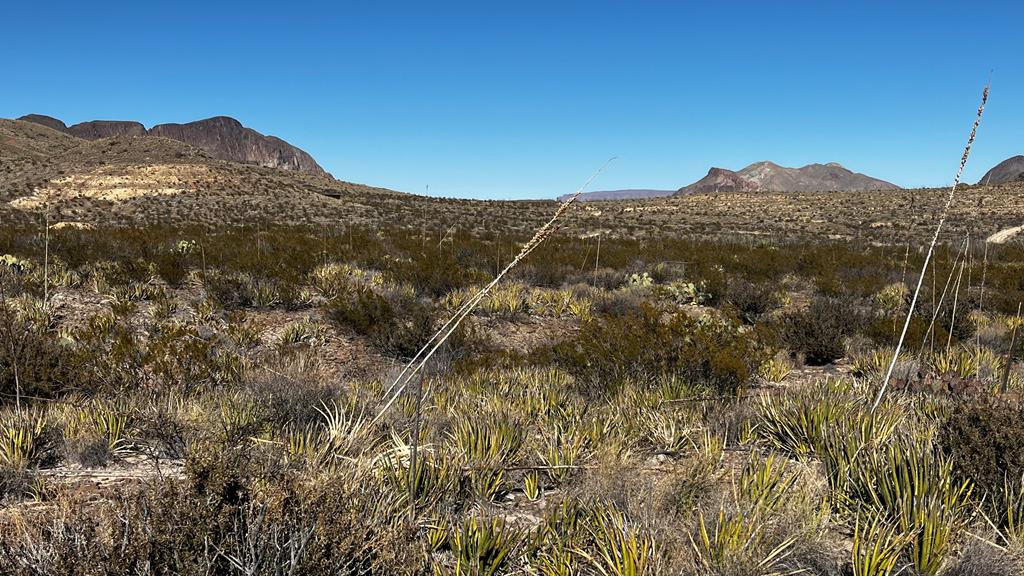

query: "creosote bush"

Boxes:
[326, 287, 434, 358]
[777, 296, 864, 365]
[938, 397, 1024, 504]
[547, 304, 771, 397]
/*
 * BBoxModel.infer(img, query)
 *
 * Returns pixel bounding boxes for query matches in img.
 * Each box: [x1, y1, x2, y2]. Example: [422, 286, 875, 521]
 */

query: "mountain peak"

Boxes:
[677, 160, 898, 195]
[978, 155, 1024, 185]
[17, 114, 67, 132]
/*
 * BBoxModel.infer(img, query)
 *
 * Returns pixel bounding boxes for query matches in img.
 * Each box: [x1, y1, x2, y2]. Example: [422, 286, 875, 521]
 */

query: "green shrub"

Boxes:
[326, 288, 434, 358]
[548, 305, 770, 397]
[938, 397, 1024, 504]
[725, 278, 781, 324]
[777, 297, 863, 365]
[0, 305, 67, 403]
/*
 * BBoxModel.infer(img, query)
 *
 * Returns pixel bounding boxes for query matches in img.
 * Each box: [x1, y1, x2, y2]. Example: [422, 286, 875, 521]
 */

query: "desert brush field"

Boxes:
[0, 214, 1022, 574]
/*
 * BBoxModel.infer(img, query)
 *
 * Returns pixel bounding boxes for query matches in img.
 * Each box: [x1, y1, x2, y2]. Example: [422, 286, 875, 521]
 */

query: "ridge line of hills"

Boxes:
[17, 114, 329, 178]
[7, 114, 1024, 204]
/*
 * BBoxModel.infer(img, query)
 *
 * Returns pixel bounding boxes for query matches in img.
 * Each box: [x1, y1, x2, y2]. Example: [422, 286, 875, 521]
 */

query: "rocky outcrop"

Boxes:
[148, 116, 328, 177]
[67, 120, 147, 140]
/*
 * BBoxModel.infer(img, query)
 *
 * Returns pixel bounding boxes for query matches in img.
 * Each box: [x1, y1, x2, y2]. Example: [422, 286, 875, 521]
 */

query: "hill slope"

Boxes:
[978, 156, 1024, 185]
[17, 114, 329, 177]
[677, 161, 899, 194]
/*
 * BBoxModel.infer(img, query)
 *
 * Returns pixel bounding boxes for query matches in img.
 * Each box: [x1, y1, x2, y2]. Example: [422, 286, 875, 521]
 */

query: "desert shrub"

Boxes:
[777, 297, 863, 365]
[572, 268, 625, 291]
[938, 397, 1024, 503]
[326, 288, 434, 358]
[724, 278, 781, 324]
[152, 241, 194, 288]
[0, 305, 68, 403]
[0, 440, 419, 575]
[389, 251, 487, 298]
[591, 289, 646, 317]
[548, 305, 770, 397]
[202, 269, 254, 309]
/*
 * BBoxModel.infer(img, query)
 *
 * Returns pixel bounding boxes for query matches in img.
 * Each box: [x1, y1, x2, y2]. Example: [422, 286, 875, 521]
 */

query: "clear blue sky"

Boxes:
[2, 1, 1020, 199]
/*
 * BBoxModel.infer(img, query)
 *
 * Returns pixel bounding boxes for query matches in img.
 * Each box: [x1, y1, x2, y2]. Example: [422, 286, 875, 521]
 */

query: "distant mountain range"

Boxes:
[557, 188, 675, 202]
[978, 155, 1024, 185]
[17, 114, 329, 177]
[676, 161, 899, 195]
[564, 160, 899, 201]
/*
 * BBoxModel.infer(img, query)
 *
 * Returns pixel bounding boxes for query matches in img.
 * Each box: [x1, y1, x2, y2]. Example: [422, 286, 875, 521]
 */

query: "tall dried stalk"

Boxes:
[946, 255, 965, 352]
[872, 85, 989, 412]
[373, 158, 616, 426]
[976, 241, 990, 379]
[1002, 303, 1022, 394]
[919, 238, 967, 354]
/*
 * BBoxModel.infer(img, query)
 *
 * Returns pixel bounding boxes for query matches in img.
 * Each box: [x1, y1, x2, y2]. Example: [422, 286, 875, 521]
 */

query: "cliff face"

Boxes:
[148, 116, 328, 177]
[17, 114, 329, 178]
[66, 120, 147, 140]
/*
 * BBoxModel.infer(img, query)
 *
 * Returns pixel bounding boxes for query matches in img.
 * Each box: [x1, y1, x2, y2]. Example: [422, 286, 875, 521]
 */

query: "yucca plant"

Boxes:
[250, 279, 281, 308]
[642, 408, 693, 455]
[379, 441, 455, 510]
[838, 440, 972, 575]
[567, 298, 593, 321]
[451, 416, 525, 464]
[756, 382, 855, 457]
[851, 348, 915, 381]
[524, 470, 542, 501]
[579, 507, 657, 576]
[316, 399, 375, 460]
[278, 318, 329, 347]
[529, 500, 594, 576]
[224, 319, 262, 348]
[1001, 475, 1024, 546]
[424, 515, 449, 552]
[930, 347, 978, 379]
[89, 405, 130, 456]
[758, 357, 793, 384]
[738, 451, 798, 514]
[483, 281, 528, 318]
[451, 416, 525, 501]
[529, 288, 575, 317]
[689, 506, 798, 575]
[875, 283, 909, 313]
[540, 424, 589, 485]
[851, 513, 912, 576]
[0, 411, 46, 469]
[452, 517, 520, 576]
